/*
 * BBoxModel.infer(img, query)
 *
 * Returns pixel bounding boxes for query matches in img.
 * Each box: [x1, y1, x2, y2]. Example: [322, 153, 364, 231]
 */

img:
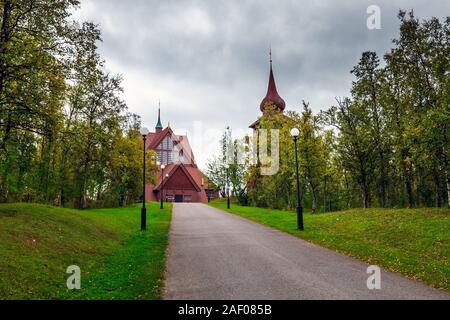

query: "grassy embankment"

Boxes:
[209, 199, 449, 291]
[0, 202, 171, 300]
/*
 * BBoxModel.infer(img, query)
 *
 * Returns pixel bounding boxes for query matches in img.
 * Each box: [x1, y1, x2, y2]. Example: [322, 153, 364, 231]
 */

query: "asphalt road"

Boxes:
[164, 203, 449, 300]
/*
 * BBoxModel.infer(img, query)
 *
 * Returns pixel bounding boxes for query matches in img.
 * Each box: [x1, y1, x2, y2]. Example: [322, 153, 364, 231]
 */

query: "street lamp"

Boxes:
[140, 127, 149, 231]
[163, 173, 169, 205]
[206, 176, 211, 203]
[160, 164, 165, 209]
[291, 128, 304, 231]
[226, 165, 230, 209]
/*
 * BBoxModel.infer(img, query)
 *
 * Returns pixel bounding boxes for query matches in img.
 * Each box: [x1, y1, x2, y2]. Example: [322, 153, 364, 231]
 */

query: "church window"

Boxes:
[157, 135, 174, 165]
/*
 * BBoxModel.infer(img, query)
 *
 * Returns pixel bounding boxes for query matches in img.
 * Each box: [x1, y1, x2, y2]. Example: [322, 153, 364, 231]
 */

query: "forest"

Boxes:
[0, 0, 151, 208]
[1, 2, 448, 212]
[207, 11, 450, 212]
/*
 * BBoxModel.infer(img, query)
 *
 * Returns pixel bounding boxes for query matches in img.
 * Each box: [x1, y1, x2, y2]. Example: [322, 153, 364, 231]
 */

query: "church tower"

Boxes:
[260, 49, 286, 113]
[250, 50, 286, 129]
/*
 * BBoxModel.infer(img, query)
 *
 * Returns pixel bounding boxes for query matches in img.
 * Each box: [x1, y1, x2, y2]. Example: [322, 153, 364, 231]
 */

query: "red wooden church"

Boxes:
[145, 109, 217, 203]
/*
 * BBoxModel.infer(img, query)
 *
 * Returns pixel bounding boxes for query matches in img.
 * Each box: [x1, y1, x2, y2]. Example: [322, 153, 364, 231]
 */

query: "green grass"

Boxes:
[209, 200, 450, 291]
[0, 202, 172, 300]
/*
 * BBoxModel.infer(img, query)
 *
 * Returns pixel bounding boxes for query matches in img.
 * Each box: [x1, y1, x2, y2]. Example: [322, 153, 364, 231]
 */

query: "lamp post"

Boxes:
[160, 164, 165, 209]
[165, 173, 169, 202]
[205, 176, 210, 203]
[291, 128, 304, 231]
[226, 166, 231, 209]
[140, 127, 149, 231]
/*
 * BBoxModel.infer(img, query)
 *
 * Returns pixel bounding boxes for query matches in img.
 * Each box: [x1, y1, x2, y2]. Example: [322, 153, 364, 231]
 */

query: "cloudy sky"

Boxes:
[74, 0, 449, 169]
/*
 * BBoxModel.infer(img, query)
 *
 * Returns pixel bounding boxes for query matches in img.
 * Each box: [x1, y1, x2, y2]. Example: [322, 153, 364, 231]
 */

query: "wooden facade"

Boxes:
[145, 112, 219, 203]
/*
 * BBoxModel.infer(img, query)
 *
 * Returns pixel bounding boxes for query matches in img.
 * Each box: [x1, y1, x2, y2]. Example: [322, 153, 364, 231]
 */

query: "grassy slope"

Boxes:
[209, 200, 449, 291]
[0, 202, 171, 300]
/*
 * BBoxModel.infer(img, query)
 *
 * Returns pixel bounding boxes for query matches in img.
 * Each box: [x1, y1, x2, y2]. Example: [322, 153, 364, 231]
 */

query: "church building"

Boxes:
[145, 109, 216, 203]
[144, 52, 283, 203]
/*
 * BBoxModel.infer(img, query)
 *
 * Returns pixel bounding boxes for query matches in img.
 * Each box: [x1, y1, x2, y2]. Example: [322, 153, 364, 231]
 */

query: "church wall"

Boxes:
[145, 184, 208, 203]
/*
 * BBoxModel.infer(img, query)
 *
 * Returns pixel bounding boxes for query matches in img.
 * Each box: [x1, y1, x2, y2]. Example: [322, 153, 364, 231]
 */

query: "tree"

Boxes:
[321, 98, 375, 208]
[351, 51, 390, 207]
[0, 0, 79, 149]
[206, 128, 231, 198]
[108, 128, 156, 207]
[297, 102, 326, 212]
[0, 1, 147, 208]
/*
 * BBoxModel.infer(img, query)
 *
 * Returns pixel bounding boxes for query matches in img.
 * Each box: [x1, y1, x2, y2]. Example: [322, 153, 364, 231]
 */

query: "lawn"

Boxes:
[209, 200, 450, 291]
[0, 202, 172, 300]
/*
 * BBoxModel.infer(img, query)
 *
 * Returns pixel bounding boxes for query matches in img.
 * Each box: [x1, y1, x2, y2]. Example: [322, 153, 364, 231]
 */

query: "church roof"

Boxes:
[147, 126, 197, 166]
[260, 54, 286, 113]
[147, 126, 205, 197]
[147, 127, 171, 149]
[153, 163, 203, 192]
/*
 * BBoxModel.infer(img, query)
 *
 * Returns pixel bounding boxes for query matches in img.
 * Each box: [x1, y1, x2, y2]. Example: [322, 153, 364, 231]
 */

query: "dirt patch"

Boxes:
[19, 235, 38, 247]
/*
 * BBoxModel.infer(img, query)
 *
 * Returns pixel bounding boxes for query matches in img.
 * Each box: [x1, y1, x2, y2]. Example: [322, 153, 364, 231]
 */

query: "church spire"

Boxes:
[155, 100, 163, 132]
[260, 49, 286, 113]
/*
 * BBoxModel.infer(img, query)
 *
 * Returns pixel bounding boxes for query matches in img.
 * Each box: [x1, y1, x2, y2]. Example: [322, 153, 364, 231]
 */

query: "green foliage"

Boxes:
[245, 103, 328, 211]
[226, 11, 450, 211]
[0, 1, 150, 208]
[206, 127, 249, 205]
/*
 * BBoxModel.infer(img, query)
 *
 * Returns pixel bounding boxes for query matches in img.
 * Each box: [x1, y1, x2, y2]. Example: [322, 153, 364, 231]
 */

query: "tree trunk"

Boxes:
[443, 147, 450, 207]
[379, 152, 387, 207]
[445, 167, 450, 208]
[119, 193, 125, 207]
[405, 174, 414, 208]
[310, 183, 318, 213]
[323, 175, 328, 212]
[286, 190, 291, 210]
[418, 166, 426, 207]
[434, 172, 441, 208]
[0, 0, 12, 95]
[60, 188, 65, 207]
[361, 182, 370, 209]
[0, 2, 12, 151]
[401, 150, 414, 208]
[58, 146, 69, 207]
[80, 147, 91, 209]
[0, 113, 12, 151]
[80, 194, 87, 210]
[344, 171, 351, 208]
[358, 155, 370, 209]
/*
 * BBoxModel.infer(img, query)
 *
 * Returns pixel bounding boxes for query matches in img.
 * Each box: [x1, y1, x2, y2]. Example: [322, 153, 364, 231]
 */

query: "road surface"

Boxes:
[164, 203, 449, 300]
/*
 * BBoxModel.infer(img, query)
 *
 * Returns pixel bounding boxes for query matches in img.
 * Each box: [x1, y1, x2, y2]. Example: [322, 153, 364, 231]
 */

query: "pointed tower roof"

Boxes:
[155, 101, 163, 130]
[260, 49, 286, 113]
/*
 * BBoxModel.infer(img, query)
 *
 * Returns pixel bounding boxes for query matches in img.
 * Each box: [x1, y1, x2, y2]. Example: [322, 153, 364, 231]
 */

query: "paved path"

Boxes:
[164, 203, 449, 300]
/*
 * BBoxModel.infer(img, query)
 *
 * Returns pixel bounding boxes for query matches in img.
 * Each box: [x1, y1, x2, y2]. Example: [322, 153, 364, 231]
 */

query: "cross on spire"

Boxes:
[269, 46, 272, 65]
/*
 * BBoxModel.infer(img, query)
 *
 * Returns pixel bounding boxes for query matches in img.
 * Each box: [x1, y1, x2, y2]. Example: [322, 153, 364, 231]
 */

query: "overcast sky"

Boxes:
[74, 0, 449, 169]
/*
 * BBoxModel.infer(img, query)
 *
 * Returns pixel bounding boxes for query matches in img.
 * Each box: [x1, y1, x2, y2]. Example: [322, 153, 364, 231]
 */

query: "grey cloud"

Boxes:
[75, 0, 449, 168]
